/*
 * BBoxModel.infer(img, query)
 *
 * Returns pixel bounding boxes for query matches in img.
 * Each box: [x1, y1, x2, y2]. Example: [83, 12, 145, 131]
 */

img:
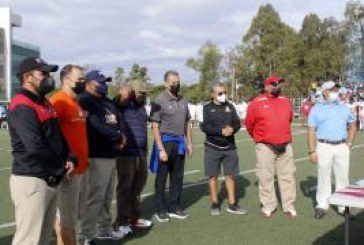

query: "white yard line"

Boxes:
[0, 130, 308, 172]
[184, 170, 200, 175]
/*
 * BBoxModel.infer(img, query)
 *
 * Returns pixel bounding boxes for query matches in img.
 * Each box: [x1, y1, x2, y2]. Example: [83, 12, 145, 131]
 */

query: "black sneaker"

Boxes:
[226, 203, 247, 215]
[84, 239, 96, 245]
[168, 209, 189, 219]
[155, 212, 170, 223]
[210, 203, 221, 216]
[314, 208, 327, 219]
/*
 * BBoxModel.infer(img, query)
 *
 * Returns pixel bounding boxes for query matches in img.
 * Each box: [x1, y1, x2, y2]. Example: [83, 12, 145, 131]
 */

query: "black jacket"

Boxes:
[8, 89, 72, 178]
[200, 101, 241, 150]
[78, 92, 124, 158]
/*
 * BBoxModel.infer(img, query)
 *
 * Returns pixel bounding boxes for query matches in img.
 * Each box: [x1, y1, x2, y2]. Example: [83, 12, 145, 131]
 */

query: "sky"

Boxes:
[2, 0, 354, 84]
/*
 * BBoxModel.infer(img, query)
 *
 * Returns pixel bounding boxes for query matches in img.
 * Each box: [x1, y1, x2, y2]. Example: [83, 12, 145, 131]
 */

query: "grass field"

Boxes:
[1, 125, 364, 245]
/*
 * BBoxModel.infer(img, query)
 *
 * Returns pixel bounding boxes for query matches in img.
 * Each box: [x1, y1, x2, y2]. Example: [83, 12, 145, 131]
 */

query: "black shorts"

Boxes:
[204, 146, 239, 177]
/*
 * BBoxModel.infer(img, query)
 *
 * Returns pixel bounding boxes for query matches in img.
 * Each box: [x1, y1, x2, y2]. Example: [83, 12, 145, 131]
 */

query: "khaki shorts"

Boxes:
[57, 174, 84, 229]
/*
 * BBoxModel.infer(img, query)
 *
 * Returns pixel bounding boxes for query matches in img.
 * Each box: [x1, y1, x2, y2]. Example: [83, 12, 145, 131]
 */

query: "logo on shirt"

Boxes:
[211, 109, 216, 112]
[105, 109, 117, 124]
[71, 108, 87, 122]
[225, 106, 231, 113]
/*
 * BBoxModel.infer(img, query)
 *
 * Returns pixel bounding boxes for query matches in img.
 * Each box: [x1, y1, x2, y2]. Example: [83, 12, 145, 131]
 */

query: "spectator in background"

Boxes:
[301, 97, 313, 127]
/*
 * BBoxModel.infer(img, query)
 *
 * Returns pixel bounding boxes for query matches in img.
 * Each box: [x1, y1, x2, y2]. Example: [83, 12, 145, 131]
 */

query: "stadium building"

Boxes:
[0, 7, 40, 103]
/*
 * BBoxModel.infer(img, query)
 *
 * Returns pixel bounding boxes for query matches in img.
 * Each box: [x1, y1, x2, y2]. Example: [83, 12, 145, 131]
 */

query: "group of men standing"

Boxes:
[8, 57, 156, 245]
[7, 56, 358, 245]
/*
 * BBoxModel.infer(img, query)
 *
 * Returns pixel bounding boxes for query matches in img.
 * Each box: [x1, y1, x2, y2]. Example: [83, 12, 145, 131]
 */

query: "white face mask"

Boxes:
[216, 94, 226, 103]
[329, 92, 339, 102]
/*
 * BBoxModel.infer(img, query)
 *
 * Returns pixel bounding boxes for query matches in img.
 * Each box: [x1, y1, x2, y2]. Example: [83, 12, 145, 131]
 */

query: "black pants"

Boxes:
[155, 141, 185, 213]
[114, 156, 148, 226]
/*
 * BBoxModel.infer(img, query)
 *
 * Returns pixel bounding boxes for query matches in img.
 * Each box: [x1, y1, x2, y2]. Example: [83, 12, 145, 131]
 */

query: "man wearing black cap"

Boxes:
[8, 57, 76, 245]
[78, 70, 126, 244]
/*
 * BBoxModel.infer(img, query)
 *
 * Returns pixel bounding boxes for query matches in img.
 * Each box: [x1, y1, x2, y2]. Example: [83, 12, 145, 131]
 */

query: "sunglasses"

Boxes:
[217, 91, 226, 96]
[271, 82, 280, 87]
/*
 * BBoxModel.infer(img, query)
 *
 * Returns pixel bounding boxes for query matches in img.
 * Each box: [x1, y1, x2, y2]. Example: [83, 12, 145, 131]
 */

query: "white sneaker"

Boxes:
[116, 225, 133, 235]
[96, 229, 126, 240]
[84, 239, 95, 245]
[111, 228, 127, 239]
[131, 218, 153, 228]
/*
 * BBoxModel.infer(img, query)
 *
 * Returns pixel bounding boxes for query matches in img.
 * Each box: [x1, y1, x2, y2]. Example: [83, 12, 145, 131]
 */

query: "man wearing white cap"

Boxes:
[307, 81, 357, 219]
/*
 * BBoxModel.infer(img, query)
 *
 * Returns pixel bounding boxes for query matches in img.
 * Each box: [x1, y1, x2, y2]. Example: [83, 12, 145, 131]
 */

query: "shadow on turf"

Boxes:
[313, 210, 364, 245]
[0, 235, 13, 245]
[106, 175, 251, 244]
[300, 176, 336, 209]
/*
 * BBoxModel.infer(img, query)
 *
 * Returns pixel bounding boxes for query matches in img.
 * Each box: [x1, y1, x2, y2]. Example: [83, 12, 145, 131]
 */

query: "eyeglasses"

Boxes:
[217, 91, 226, 96]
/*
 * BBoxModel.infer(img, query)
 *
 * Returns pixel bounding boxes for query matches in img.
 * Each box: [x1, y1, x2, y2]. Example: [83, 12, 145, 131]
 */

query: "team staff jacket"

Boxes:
[200, 101, 241, 150]
[245, 94, 293, 144]
[8, 88, 73, 178]
[78, 92, 124, 158]
[114, 99, 148, 157]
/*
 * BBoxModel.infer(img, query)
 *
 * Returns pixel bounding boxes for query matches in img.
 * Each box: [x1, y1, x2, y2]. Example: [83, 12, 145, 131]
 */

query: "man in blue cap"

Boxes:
[78, 70, 127, 244]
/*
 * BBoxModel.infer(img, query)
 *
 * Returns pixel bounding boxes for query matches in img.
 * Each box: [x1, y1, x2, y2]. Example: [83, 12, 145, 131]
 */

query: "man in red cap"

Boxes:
[245, 75, 297, 218]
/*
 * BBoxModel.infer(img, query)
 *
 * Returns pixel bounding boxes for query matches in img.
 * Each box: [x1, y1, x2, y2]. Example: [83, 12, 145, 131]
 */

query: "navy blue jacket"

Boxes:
[115, 99, 148, 157]
[78, 92, 124, 158]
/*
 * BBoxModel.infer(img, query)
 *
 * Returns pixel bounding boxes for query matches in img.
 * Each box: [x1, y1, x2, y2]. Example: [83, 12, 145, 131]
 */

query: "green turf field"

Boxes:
[1, 125, 364, 245]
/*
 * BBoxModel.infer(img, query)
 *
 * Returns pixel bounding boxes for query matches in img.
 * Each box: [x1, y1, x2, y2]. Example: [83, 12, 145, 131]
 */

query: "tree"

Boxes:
[186, 41, 223, 100]
[129, 64, 150, 83]
[113, 67, 125, 86]
[243, 4, 286, 78]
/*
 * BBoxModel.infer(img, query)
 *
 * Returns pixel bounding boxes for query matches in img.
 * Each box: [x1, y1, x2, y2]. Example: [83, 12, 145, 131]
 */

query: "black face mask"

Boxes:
[134, 95, 146, 106]
[35, 77, 55, 96]
[271, 87, 281, 97]
[170, 84, 180, 96]
[72, 81, 86, 95]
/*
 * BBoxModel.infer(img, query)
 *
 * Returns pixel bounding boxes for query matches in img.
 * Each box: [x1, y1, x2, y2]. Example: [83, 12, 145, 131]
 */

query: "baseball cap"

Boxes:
[16, 57, 58, 79]
[321, 81, 340, 91]
[86, 70, 112, 83]
[264, 75, 284, 86]
[130, 79, 149, 92]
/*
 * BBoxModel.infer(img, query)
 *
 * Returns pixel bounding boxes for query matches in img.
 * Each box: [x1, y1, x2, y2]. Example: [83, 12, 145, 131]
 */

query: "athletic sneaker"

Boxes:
[116, 225, 133, 235]
[96, 229, 126, 240]
[155, 212, 170, 223]
[129, 218, 153, 228]
[226, 203, 247, 215]
[84, 239, 96, 245]
[314, 208, 327, 219]
[168, 209, 189, 219]
[210, 203, 221, 216]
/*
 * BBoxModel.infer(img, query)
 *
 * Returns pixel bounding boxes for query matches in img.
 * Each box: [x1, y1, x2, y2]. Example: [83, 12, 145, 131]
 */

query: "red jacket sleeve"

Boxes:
[245, 101, 256, 137]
